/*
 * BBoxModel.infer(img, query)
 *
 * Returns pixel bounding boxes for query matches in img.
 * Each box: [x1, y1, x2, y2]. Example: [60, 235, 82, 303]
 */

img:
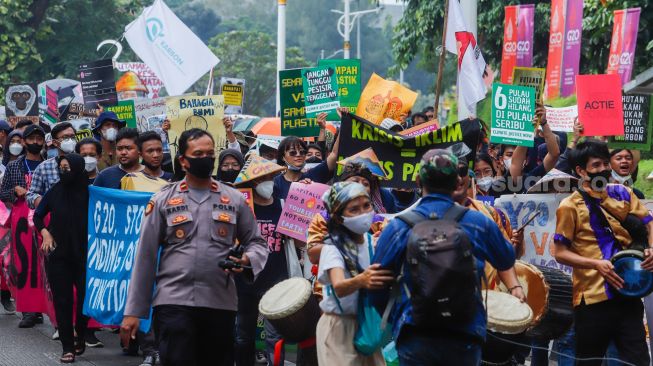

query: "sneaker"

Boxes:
[139, 355, 156, 366]
[0, 290, 15, 314]
[52, 329, 59, 340]
[85, 331, 104, 348]
[18, 313, 37, 328]
[34, 313, 43, 324]
[255, 351, 267, 364]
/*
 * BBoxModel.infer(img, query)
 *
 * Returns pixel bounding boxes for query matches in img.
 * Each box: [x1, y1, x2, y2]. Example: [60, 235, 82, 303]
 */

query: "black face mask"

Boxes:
[219, 169, 240, 183]
[587, 169, 611, 191]
[393, 189, 415, 202]
[59, 169, 74, 184]
[26, 143, 43, 155]
[184, 156, 215, 179]
[306, 156, 322, 164]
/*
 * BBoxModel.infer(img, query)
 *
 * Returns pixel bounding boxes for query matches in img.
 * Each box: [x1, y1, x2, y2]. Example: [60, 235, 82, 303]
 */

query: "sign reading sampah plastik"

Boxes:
[339, 114, 480, 188]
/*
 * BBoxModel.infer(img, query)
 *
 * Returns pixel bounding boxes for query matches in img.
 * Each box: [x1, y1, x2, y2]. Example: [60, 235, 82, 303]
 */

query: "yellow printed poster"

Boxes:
[356, 73, 418, 125]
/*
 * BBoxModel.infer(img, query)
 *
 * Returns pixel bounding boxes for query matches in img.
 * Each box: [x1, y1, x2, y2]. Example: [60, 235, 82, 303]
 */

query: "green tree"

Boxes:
[172, 1, 221, 43]
[208, 30, 310, 116]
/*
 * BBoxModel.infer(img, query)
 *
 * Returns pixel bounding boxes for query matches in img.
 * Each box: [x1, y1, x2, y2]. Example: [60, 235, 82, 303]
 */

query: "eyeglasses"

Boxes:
[287, 150, 307, 157]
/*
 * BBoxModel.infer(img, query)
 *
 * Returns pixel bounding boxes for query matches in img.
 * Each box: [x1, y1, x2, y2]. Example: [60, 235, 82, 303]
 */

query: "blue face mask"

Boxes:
[47, 148, 58, 159]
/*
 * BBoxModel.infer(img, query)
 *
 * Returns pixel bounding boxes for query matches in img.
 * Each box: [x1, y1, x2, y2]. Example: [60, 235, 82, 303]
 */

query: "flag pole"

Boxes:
[434, 0, 450, 117]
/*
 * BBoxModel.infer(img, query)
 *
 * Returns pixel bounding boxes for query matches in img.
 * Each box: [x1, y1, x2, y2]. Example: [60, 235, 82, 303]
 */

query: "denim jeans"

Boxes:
[235, 289, 283, 366]
[396, 328, 481, 366]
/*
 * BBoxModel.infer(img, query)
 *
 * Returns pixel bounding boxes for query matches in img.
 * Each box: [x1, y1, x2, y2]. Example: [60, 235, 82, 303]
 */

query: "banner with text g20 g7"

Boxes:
[83, 186, 153, 330]
[339, 114, 480, 189]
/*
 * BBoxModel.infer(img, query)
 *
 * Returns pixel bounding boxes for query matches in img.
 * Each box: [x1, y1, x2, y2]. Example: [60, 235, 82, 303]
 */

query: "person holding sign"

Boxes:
[554, 139, 653, 366]
[34, 154, 90, 363]
[121, 129, 267, 366]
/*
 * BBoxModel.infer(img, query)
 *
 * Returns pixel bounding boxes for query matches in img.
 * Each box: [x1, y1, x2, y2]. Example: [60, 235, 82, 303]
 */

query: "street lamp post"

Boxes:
[331, 3, 381, 61]
[276, 0, 287, 115]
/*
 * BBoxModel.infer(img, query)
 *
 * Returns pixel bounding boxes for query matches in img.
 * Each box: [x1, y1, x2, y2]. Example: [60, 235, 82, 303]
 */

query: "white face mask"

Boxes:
[611, 169, 632, 185]
[255, 180, 274, 199]
[84, 156, 98, 173]
[60, 138, 76, 154]
[9, 143, 23, 156]
[503, 158, 512, 172]
[342, 211, 375, 235]
[476, 176, 494, 192]
[103, 128, 118, 142]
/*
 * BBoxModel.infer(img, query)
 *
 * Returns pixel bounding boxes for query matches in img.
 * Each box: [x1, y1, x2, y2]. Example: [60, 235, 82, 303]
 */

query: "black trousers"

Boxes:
[574, 297, 650, 366]
[45, 259, 88, 353]
[154, 305, 236, 366]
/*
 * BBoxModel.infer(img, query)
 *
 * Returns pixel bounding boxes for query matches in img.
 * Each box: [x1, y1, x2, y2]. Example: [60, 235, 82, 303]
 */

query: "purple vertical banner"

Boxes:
[560, 0, 584, 97]
[516, 4, 535, 67]
[618, 8, 641, 84]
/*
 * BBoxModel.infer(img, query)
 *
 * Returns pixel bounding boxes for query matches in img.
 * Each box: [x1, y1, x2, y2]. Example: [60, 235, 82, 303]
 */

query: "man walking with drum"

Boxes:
[554, 139, 653, 366]
[120, 129, 268, 366]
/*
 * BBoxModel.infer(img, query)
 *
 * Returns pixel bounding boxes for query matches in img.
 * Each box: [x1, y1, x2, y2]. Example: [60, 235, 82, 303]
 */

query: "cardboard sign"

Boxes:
[277, 183, 330, 241]
[106, 100, 137, 128]
[356, 73, 418, 125]
[491, 83, 536, 147]
[301, 66, 340, 118]
[115, 62, 164, 99]
[4, 83, 40, 126]
[608, 94, 653, 150]
[339, 114, 481, 189]
[576, 74, 624, 136]
[545, 105, 578, 132]
[45, 86, 59, 121]
[279, 69, 319, 137]
[60, 101, 99, 126]
[318, 59, 361, 118]
[238, 188, 255, 213]
[145, 114, 170, 154]
[220, 77, 245, 114]
[75, 129, 94, 142]
[512, 67, 545, 103]
[78, 59, 117, 109]
[133, 97, 166, 132]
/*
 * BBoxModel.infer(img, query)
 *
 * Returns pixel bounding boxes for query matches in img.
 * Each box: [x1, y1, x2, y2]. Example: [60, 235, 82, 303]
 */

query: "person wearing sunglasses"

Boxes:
[273, 112, 342, 200]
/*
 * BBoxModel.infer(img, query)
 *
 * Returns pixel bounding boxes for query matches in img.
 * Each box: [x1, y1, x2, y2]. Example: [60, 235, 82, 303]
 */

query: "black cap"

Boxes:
[23, 124, 46, 139]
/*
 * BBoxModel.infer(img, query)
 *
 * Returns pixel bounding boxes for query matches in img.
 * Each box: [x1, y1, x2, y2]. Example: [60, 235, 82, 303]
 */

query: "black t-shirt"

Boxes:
[251, 198, 287, 292]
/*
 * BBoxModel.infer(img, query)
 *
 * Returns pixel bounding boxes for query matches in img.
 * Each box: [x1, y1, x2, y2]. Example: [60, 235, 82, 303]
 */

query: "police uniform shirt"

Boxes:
[124, 179, 268, 318]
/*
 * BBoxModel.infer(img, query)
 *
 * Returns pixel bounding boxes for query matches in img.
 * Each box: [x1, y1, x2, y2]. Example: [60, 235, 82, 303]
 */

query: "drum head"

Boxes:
[259, 278, 313, 320]
[484, 291, 533, 335]
[498, 261, 548, 326]
[612, 250, 653, 298]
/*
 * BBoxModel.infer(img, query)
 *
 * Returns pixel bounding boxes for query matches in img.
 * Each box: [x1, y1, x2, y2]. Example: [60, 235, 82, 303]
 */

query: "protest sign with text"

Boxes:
[491, 83, 535, 147]
[608, 94, 653, 150]
[356, 73, 417, 125]
[301, 66, 340, 119]
[277, 183, 330, 242]
[79, 59, 117, 109]
[133, 97, 166, 132]
[279, 69, 319, 137]
[512, 67, 545, 103]
[4, 83, 40, 126]
[115, 62, 164, 99]
[106, 100, 137, 128]
[545, 105, 578, 133]
[220, 77, 245, 114]
[576, 74, 624, 136]
[318, 59, 361, 119]
[339, 114, 480, 189]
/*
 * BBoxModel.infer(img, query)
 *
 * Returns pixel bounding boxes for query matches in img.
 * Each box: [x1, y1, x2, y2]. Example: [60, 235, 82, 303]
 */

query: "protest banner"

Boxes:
[339, 114, 480, 189]
[399, 119, 440, 138]
[356, 73, 418, 125]
[277, 183, 330, 241]
[279, 69, 319, 137]
[318, 59, 361, 118]
[301, 66, 340, 119]
[490, 83, 536, 147]
[45, 86, 59, 122]
[220, 77, 245, 114]
[495, 194, 571, 274]
[608, 94, 653, 150]
[165, 95, 225, 172]
[545, 0, 583, 99]
[4, 83, 40, 126]
[545, 105, 578, 133]
[83, 186, 153, 330]
[115, 62, 164, 99]
[106, 100, 137, 129]
[133, 97, 166, 132]
[75, 129, 94, 142]
[79, 59, 118, 109]
[145, 114, 170, 154]
[512, 67, 545, 104]
[61, 102, 100, 125]
[606, 8, 640, 86]
[576, 74, 624, 136]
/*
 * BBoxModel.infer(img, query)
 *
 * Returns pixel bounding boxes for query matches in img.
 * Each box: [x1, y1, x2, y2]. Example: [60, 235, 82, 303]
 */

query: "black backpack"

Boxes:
[397, 204, 479, 327]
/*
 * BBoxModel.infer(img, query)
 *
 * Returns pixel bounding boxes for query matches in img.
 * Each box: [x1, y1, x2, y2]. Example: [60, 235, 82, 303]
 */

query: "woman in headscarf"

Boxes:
[316, 181, 392, 366]
[216, 148, 244, 184]
[34, 154, 90, 363]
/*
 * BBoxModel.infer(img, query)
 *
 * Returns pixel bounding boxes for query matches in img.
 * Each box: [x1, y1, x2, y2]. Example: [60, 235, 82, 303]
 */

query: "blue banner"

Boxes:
[83, 186, 153, 330]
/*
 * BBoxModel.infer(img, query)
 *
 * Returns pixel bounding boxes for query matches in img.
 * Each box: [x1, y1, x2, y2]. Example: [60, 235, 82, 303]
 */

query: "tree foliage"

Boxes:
[172, 1, 221, 43]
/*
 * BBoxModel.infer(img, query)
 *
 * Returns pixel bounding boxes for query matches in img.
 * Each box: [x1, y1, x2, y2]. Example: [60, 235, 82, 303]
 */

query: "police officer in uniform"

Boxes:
[121, 129, 268, 366]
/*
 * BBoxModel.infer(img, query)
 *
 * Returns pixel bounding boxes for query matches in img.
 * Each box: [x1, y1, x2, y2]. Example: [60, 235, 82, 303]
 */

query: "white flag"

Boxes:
[124, 0, 219, 96]
[445, 0, 487, 119]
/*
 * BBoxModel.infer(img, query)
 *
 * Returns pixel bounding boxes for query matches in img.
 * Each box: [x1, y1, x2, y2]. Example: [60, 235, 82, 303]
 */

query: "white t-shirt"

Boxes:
[318, 234, 373, 315]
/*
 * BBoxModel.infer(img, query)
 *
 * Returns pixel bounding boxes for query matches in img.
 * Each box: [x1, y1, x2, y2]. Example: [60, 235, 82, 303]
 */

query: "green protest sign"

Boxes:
[106, 100, 137, 128]
[318, 59, 361, 119]
[491, 83, 535, 147]
[279, 69, 319, 137]
[301, 66, 340, 119]
[608, 94, 653, 150]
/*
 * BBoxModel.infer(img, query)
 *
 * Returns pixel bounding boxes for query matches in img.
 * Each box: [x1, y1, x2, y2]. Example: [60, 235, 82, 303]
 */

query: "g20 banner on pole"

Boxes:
[516, 4, 535, 68]
[608, 94, 653, 150]
[490, 83, 536, 147]
[495, 193, 571, 274]
[318, 59, 361, 119]
[339, 114, 480, 189]
[501, 5, 535, 84]
[83, 186, 153, 330]
[301, 66, 340, 118]
[545, 0, 583, 99]
[606, 8, 641, 86]
[279, 69, 320, 137]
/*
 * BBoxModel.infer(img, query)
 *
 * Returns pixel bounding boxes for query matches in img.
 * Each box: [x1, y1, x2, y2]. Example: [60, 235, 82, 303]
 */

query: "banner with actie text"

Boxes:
[339, 114, 480, 189]
[545, 0, 583, 99]
[606, 8, 641, 86]
[83, 186, 153, 331]
[576, 74, 624, 136]
[495, 194, 572, 274]
[501, 5, 535, 84]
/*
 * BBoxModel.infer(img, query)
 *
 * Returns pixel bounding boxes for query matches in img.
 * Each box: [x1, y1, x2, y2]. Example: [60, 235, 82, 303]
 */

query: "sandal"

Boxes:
[74, 338, 85, 356]
[60, 352, 75, 363]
